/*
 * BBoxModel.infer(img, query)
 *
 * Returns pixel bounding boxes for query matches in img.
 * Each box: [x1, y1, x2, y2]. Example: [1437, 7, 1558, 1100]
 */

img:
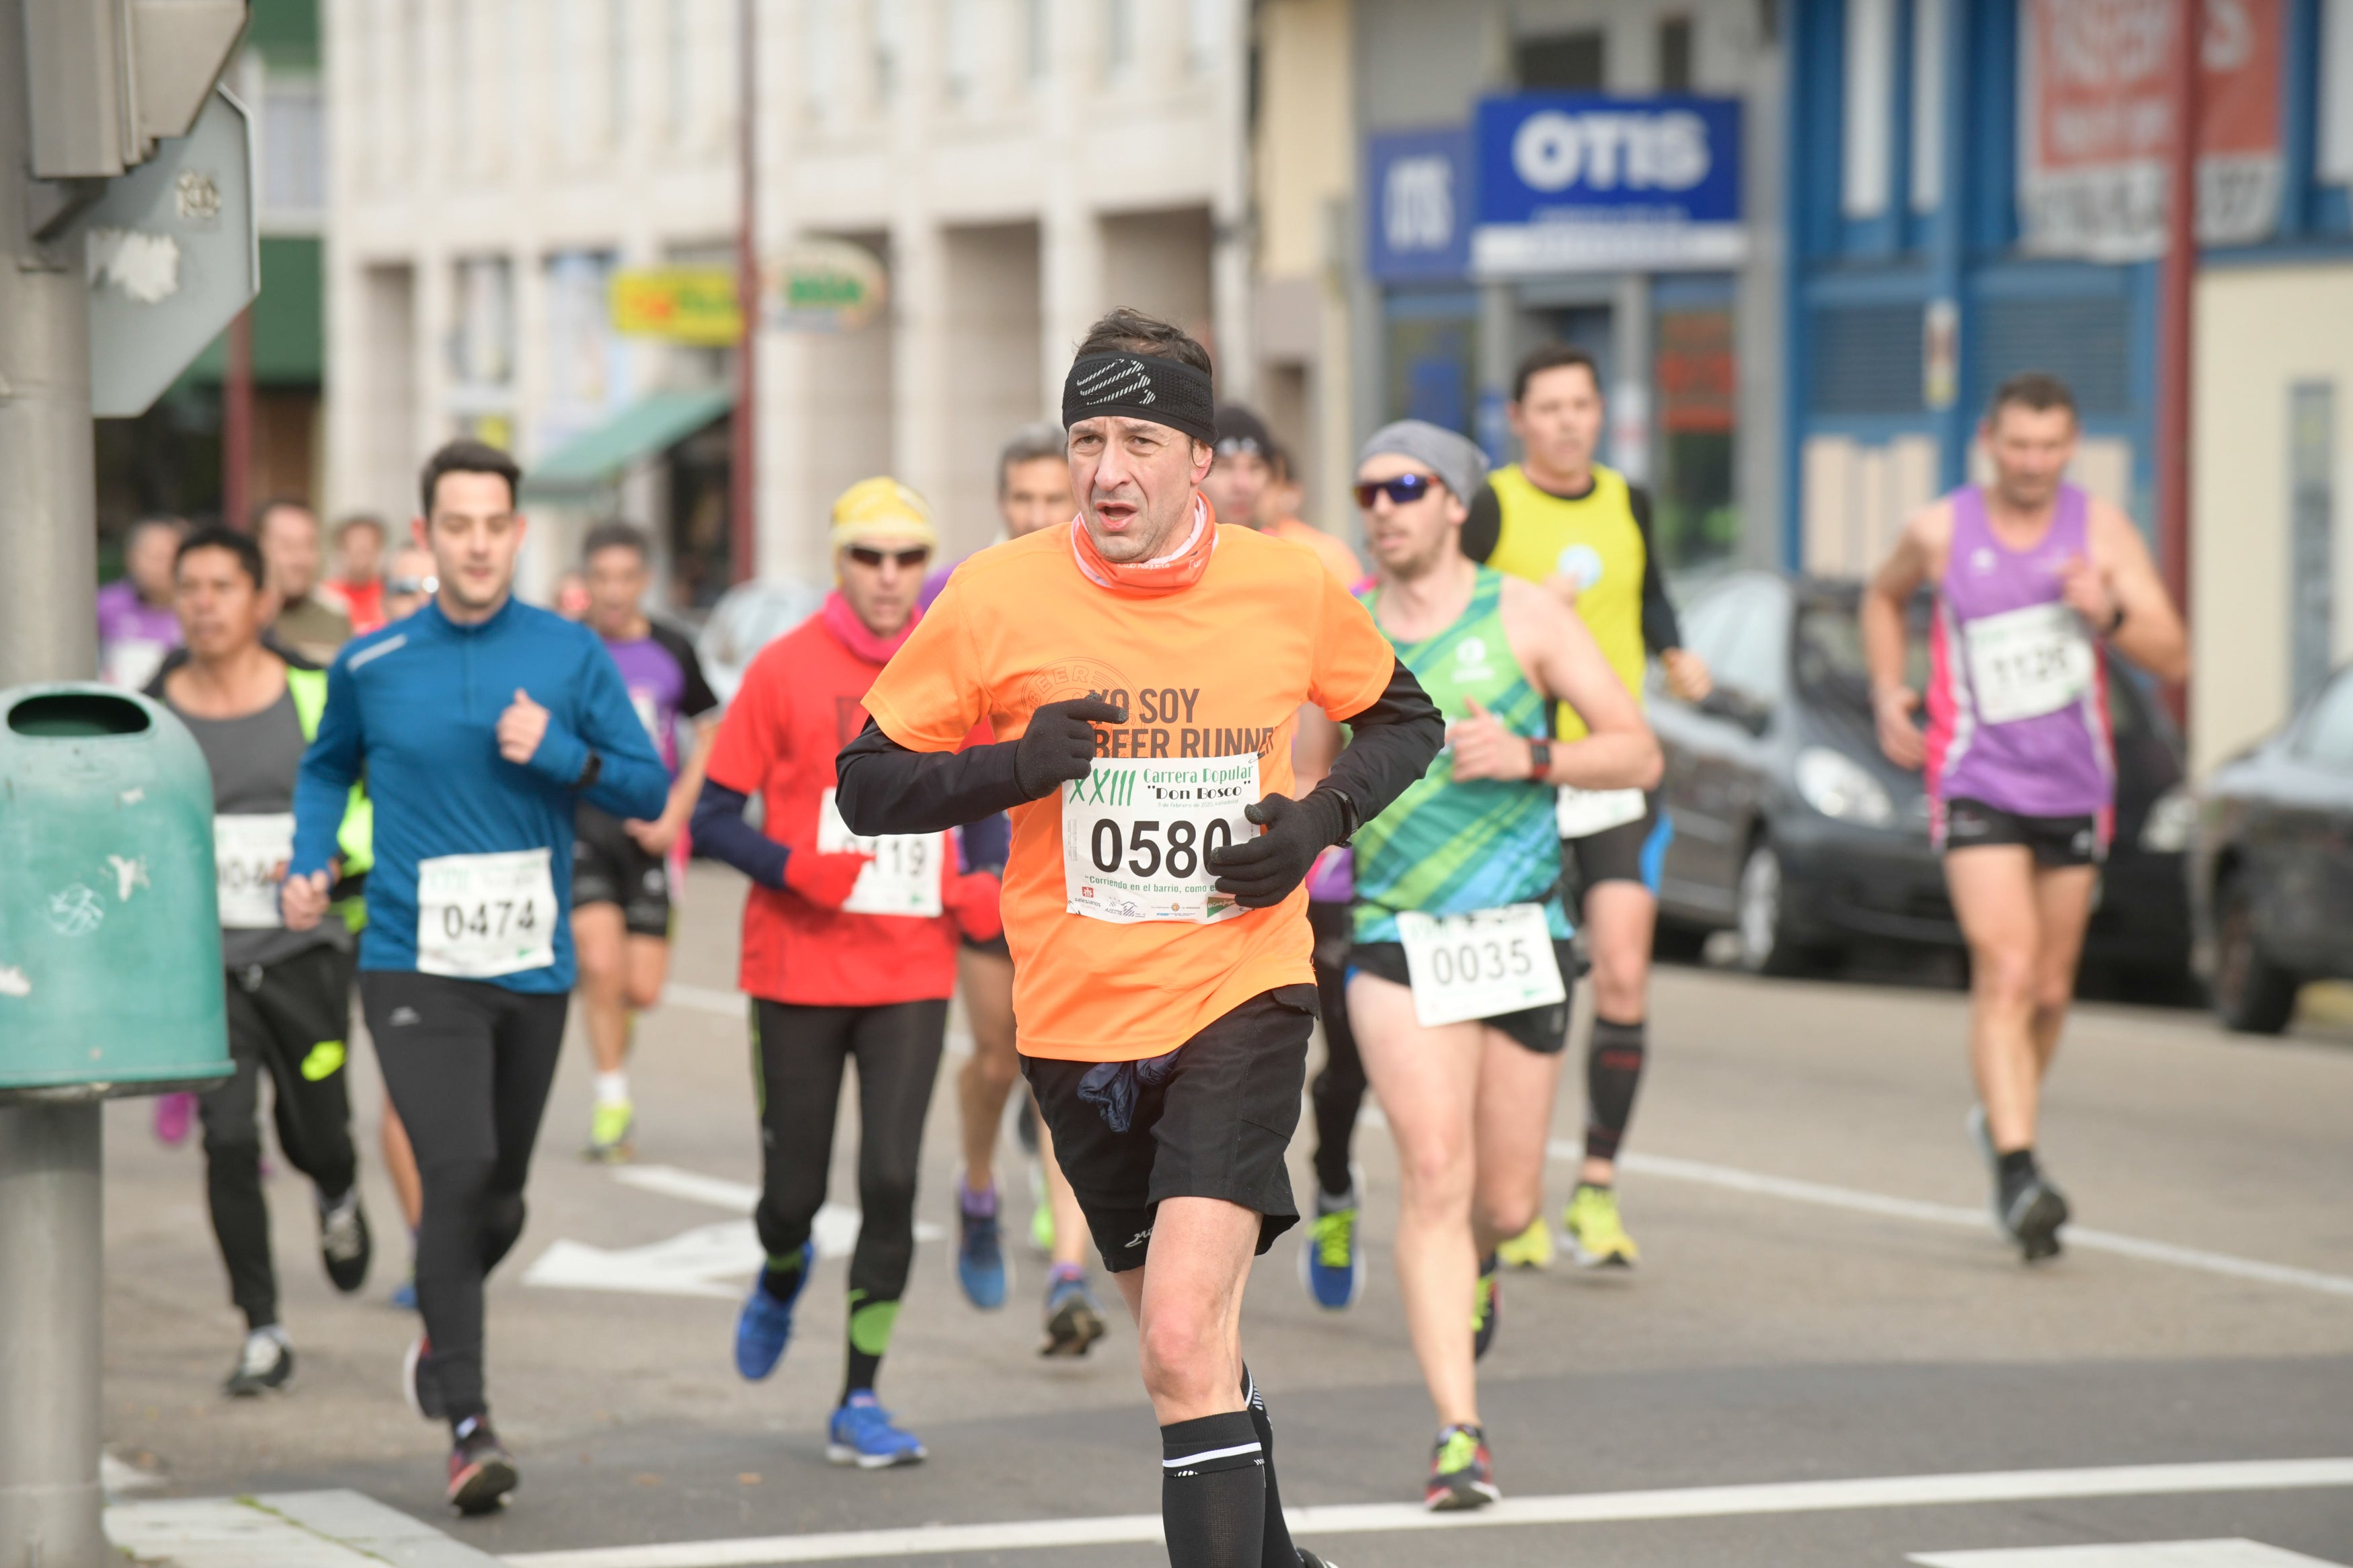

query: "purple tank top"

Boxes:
[1925, 484, 2114, 821]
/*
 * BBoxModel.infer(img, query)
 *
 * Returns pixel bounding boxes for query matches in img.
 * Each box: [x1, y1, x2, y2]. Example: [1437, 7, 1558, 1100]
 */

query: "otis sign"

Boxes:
[1472, 93, 1744, 276]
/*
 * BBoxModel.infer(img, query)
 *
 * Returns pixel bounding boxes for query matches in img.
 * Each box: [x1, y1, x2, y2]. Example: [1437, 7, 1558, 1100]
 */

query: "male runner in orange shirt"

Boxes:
[837, 308, 1442, 1568]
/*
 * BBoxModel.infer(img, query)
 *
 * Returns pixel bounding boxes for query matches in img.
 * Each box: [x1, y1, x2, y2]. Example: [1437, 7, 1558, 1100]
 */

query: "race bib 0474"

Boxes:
[1063, 755, 1259, 924]
[415, 849, 558, 979]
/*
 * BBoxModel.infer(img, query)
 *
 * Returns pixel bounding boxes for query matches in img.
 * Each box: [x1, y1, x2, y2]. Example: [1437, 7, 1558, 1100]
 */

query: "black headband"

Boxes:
[1061, 354, 1218, 446]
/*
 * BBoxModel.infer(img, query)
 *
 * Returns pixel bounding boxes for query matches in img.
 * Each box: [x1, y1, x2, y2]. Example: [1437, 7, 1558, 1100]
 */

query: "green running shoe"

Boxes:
[1563, 1182, 1639, 1269]
[586, 1100, 634, 1163]
[1495, 1214, 1554, 1270]
[1300, 1186, 1364, 1310]
[1425, 1423, 1499, 1511]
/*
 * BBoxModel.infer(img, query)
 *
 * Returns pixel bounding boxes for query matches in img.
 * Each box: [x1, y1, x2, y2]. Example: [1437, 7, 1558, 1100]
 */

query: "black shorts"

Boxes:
[1938, 796, 2105, 867]
[1345, 941, 1577, 1056]
[1021, 986, 1316, 1274]
[1562, 791, 1670, 899]
[572, 803, 672, 937]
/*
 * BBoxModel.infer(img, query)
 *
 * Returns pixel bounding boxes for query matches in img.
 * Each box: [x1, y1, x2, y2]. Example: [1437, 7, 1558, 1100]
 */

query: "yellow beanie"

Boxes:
[830, 477, 937, 551]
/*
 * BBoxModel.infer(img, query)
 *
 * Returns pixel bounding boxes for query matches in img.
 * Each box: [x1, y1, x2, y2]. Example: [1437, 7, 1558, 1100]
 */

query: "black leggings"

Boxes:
[202, 944, 360, 1331]
[361, 971, 568, 1427]
[1306, 901, 1366, 1200]
[750, 999, 947, 1355]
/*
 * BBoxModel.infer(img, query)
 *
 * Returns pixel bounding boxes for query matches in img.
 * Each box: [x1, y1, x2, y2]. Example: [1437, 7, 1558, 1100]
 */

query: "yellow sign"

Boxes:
[610, 267, 742, 345]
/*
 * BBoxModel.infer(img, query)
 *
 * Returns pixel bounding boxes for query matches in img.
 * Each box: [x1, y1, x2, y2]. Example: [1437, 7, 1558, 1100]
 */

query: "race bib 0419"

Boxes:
[1394, 904, 1567, 1029]
[1063, 755, 1259, 924]
[1964, 602, 2094, 725]
[416, 849, 558, 979]
[817, 788, 945, 918]
[214, 813, 295, 930]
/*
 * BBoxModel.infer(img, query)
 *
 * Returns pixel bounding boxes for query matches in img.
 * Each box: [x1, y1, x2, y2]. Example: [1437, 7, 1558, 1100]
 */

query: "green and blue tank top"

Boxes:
[1352, 567, 1571, 944]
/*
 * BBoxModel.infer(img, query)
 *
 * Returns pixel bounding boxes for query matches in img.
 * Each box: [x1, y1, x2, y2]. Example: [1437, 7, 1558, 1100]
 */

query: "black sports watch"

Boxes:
[1526, 738, 1554, 782]
[571, 749, 603, 791]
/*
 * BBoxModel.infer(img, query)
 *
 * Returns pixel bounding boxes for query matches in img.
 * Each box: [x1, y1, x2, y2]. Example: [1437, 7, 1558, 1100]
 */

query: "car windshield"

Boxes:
[1794, 600, 1927, 710]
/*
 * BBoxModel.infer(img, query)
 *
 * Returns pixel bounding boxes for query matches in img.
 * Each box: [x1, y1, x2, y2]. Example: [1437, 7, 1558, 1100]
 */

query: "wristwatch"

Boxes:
[1526, 738, 1553, 782]
[571, 749, 603, 791]
[2104, 601, 2128, 636]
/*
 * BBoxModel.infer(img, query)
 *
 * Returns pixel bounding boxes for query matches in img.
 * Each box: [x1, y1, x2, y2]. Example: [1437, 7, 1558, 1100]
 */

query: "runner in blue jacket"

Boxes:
[284, 440, 665, 1513]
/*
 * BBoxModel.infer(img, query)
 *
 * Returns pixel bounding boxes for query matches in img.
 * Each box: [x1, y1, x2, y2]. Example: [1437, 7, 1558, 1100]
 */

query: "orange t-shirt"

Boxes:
[861, 520, 1397, 1062]
[1268, 515, 1364, 587]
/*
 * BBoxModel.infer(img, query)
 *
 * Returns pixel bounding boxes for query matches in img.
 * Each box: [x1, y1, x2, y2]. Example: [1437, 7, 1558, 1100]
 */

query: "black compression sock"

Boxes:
[1584, 1017, 1648, 1163]
[1162, 1410, 1266, 1568]
[1242, 1368, 1297, 1566]
[759, 1250, 805, 1303]
[1997, 1148, 2037, 1182]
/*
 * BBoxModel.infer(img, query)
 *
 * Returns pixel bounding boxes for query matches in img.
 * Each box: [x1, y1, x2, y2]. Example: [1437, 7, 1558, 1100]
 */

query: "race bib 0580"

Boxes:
[817, 788, 945, 918]
[214, 812, 295, 930]
[1964, 602, 2094, 725]
[416, 849, 558, 978]
[1394, 904, 1566, 1029]
[1063, 755, 1259, 924]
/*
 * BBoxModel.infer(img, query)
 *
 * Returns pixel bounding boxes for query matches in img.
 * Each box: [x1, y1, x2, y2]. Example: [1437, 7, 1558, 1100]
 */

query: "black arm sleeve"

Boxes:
[689, 778, 789, 891]
[1629, 485, 1685, 654]
[1318, 657, 1446, 837]
[1458, 483, 1503, 565]
[834, 721, 1033, 837]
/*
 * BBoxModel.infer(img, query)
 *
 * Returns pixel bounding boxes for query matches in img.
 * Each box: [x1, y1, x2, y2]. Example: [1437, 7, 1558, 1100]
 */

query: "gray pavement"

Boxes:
[99, 864, 2353, 1565]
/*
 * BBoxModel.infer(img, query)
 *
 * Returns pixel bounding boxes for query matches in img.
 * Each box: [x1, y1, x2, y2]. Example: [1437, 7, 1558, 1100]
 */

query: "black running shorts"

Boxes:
[1937, 796, 2104, 867]
[1562, 791, 1669, 898]
[571, 803, 673, 937]
[1345, 941, 1577, 1056]
[1022, 986, 1316, 1274]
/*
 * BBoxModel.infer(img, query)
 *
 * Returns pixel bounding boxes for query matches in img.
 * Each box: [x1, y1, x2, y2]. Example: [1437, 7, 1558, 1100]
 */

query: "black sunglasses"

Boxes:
[1353, 473, 1441, 509]
[846, 546, 931, 569]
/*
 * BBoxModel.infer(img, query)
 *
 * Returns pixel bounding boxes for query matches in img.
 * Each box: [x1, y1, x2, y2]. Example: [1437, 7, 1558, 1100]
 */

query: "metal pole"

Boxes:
[2156, 0, 2200, 723]
[0, 0, 111, 1558]
[731, 0, 758, 585]
[224, 306, 254, 528]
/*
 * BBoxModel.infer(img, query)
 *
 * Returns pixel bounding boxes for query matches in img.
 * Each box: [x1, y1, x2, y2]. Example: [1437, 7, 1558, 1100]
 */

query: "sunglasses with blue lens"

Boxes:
[1353, 472, 1440, 509]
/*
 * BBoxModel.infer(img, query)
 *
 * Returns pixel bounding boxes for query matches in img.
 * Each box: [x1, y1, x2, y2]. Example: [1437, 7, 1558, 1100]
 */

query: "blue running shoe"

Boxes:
[390, 1274, 417, 1312]
[733, 1243, 811, 1381]
[956, 1185, 1008, 1310]
[827, 1391, 927, 1469]
[1299, 1180, 1364, 1311]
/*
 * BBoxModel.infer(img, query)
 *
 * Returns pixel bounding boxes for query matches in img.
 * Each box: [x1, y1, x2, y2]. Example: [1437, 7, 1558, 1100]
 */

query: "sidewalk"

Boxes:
[107, 1489, 499, 1568]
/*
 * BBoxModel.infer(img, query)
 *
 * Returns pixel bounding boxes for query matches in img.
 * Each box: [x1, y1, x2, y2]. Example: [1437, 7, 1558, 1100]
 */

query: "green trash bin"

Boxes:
[0, 684, 229, 1100]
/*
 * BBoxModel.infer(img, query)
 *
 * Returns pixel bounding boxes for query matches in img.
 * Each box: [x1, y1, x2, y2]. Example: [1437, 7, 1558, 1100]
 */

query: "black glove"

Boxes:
[1208, 789, 1351, 909]
[1014, 698, 1125, 799]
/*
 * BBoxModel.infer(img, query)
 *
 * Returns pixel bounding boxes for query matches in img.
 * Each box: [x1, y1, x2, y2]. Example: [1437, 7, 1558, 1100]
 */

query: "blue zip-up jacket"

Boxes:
[290, 596, 668, 991]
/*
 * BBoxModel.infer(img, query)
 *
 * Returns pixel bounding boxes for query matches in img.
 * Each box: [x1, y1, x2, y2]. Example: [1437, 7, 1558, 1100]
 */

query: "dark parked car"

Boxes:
[2187, 664, 2353, 1032]
[1648, 571, 2193, 978]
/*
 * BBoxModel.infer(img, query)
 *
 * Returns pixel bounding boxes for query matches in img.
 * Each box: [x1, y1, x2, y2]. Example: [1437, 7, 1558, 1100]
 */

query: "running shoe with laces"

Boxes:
[153, 1091, 194, 1147]
[956, 1183, 1008, 1309]
[1039, 1268, 1107, 1358]
[1998, 1165, 2069, 1262]
[1966, 1106, 2007, 1234]
[1425, 1423, 1500, 1511]
[391, 1272, 418, 1312]
[1495, 1213, 1554, 1270]
[224, 1329, 292, 1397]
[826, 1391, 927, 1468]
[317, 1188, 372, 1293]
[446, 1418, 518, 1514]
[1562, 1182, 1640, 1269]
[403, 1335, 445, 1421]
[1299, 1181, 1364, 1311]
[585, 1100, 635, 1163]
[1471, 1254, 1500, 1361]
[733, 1243, 812, 1380]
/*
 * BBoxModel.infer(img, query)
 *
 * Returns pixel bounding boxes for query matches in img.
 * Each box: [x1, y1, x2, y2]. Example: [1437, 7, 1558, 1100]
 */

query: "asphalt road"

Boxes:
[99, 864, 2353, 1567]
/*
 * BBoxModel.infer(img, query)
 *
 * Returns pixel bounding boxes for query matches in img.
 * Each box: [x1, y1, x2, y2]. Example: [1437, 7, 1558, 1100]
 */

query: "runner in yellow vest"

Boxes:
[1460, 343, 1710, 1272]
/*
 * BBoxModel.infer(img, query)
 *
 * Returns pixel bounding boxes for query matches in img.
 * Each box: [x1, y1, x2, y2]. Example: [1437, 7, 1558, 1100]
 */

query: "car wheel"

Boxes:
[2210, 872, 2299, 1035]
[1735, 839, 1810, 977]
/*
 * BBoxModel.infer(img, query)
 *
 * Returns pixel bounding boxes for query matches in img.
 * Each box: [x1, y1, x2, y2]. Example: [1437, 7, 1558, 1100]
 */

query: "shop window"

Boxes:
[1383, 307, 1477, 438]
[1517, 30, 1604, 89]
[2325, 0, 2353, 184]
[1841, 0, 1895, 218]
[1910, 0, 1946, 212]
[1654, 304, 1740, 570]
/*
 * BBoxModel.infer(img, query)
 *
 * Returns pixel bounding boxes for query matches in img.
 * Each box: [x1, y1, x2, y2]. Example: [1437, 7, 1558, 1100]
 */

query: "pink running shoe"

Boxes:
[153, 1092, 195, 1147]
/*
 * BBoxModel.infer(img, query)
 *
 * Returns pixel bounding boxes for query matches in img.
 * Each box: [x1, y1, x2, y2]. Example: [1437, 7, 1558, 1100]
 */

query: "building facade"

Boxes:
[1784, 0, 2353, 771]
[324, 0, 1250, 604]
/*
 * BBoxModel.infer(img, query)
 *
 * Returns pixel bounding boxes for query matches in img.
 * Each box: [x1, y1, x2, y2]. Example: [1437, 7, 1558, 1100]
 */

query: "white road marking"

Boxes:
[497, 1458, 2353, 1567]
[1911, 1540, 2344, 1567]
[1544, 1143, 2353, 1300]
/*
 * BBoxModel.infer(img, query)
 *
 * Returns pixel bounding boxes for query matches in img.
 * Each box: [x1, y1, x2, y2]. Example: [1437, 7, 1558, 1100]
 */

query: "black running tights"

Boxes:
[1306, 901, 1365, 1200]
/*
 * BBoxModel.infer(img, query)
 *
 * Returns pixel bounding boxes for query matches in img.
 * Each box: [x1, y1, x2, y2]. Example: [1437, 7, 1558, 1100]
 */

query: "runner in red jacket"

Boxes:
[690, 477, 1000, 1467]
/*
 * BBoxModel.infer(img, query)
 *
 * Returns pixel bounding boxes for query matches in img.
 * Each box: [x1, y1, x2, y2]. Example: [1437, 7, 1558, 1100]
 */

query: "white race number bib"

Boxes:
[214, 813, 295, 930]
[1394, 904, 1566, 1029]
[1964, 602, 2094, 725]
[1063, 755, 1259, 924]
[817, 788, 945, 917]
[416, 849, 558, 978]
[1555, 786, 1646, 840]
[103, 637, 169, 692]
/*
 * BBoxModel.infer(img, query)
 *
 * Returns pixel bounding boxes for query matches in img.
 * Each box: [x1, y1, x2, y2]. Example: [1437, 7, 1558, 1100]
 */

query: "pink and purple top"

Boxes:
[95, 579, 182, 690]
[1924, 483, 2115, 839]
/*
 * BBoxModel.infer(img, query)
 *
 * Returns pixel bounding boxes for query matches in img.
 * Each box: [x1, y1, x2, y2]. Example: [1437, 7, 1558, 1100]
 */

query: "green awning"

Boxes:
[522, 387, 733, 495]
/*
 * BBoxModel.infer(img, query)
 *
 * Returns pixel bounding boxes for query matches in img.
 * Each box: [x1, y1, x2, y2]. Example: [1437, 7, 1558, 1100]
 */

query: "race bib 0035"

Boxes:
[415, 849, 558, 979]
[817, 788, 945, 918]
[1394, 904, 1566, 1029]
[214, 812, 295, 930]
[1063, 755, 1259, 924]
[1964, 602, 2094, 725]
